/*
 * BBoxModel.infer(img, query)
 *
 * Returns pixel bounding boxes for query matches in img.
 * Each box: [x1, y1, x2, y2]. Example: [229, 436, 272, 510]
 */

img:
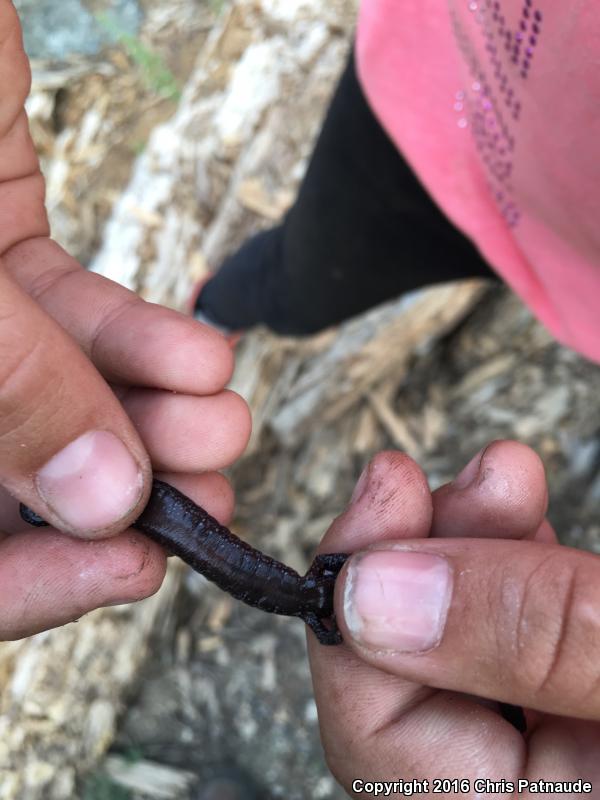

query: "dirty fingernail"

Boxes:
[344, 550, 452, 653]
[36, 431, 144, 534]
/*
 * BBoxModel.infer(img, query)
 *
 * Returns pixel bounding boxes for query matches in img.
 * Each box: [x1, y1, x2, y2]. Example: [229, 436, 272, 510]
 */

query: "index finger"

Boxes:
[0, 265, 150, 538]
[4, 237, 235, 394]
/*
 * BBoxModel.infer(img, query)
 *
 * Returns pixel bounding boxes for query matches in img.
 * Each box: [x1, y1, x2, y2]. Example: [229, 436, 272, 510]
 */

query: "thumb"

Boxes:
[0, 265, 150, 538]
[336, 536, 600, 720]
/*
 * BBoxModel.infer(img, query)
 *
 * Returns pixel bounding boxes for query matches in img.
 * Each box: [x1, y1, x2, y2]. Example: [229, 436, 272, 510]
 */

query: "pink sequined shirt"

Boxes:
[357, 0, 600, 363]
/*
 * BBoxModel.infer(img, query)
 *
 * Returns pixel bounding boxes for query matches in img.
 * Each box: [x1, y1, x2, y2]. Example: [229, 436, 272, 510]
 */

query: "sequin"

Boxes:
[450, 0, 543, 229]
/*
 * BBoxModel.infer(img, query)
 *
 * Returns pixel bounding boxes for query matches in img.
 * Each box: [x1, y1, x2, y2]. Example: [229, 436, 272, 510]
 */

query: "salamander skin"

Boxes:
[20, 479, 349, 646]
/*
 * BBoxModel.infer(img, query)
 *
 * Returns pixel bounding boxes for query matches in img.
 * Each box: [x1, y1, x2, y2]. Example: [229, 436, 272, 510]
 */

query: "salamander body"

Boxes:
[20, 479, 348, 645]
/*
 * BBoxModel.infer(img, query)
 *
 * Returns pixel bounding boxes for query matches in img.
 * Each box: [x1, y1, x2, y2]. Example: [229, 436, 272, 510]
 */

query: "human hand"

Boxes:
[0, 1, 251, 641]
[309, 442, 600, 795]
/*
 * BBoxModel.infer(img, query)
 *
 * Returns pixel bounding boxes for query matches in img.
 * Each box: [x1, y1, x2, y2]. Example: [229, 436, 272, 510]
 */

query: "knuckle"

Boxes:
[88, 294, 139, 363]
[525, 562, 578, 695]
[24, 261, 80, 307]
[498, 554, 600, 704]
[0, 329, 44, 423]
[0, 307, 64, 448]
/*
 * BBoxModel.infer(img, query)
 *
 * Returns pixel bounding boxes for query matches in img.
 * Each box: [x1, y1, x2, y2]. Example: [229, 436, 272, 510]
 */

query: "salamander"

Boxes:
[19, 482, 528, 731]
[20, 479, 348, 646]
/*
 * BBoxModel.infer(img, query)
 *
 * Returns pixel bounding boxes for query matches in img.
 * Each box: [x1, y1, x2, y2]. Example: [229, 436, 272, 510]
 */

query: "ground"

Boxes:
[1, 2, 599, 799]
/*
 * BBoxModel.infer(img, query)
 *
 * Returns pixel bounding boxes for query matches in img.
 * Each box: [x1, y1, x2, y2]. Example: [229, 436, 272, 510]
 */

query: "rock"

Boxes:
[14, 0, 142, 61]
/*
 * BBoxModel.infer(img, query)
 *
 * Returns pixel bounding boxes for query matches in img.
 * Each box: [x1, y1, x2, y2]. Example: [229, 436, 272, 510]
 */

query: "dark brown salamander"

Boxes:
[19, 484, 528, 731]
[20, 479, 348, 646]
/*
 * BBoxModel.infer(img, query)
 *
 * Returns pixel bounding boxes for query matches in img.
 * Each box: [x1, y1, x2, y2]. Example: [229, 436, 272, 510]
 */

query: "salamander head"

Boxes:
[300, 553, 348, 616]
[297, 576, 326, 613]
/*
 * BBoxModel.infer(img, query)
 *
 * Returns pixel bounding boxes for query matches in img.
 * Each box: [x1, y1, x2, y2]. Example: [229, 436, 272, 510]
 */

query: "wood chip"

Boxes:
[207, 597, 234, 632]
[103, 755, 197, 799]
[271, 282, 488, 446]
[367, 390, 421, 458]
[351, 404, 379, 454]
[237, 177, 294, 219]
[197, 636, 224, 654]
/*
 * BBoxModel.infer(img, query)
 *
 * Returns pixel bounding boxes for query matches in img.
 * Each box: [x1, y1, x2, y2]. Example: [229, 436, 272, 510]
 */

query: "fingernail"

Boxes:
[344, 550, 452, 653]
[451, 447, 487, 490]
[350, 463, 371, 504]
[36, 431, 144, 533]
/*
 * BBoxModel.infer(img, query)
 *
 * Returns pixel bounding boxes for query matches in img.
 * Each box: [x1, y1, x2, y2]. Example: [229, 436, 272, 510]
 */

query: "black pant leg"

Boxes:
[198, 51, 496, 335]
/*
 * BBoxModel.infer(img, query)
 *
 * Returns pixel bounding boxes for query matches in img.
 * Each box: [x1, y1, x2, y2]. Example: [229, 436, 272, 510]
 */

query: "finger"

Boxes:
[0, 266, 150, 538]
[318, 451, 433, 554]
[526, 718, 600, 782]
[308, 452, 444, 783]
[0, 2, 30, 142]
[336, 537, 600, 719]
[0, 528, 166, 641]
[431, 440, 548, 539]
[121, 389, 252, 473]
[534, 518, 558, 543]
[0, 2, 49, 251]
[1, 471, 235, 535]
[309, 450, 443, 719]
[4, 238, 234, 393]
[310, 648, 525, 792]
[0, 482, 27, 534]
[430, 442, 554, 729]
